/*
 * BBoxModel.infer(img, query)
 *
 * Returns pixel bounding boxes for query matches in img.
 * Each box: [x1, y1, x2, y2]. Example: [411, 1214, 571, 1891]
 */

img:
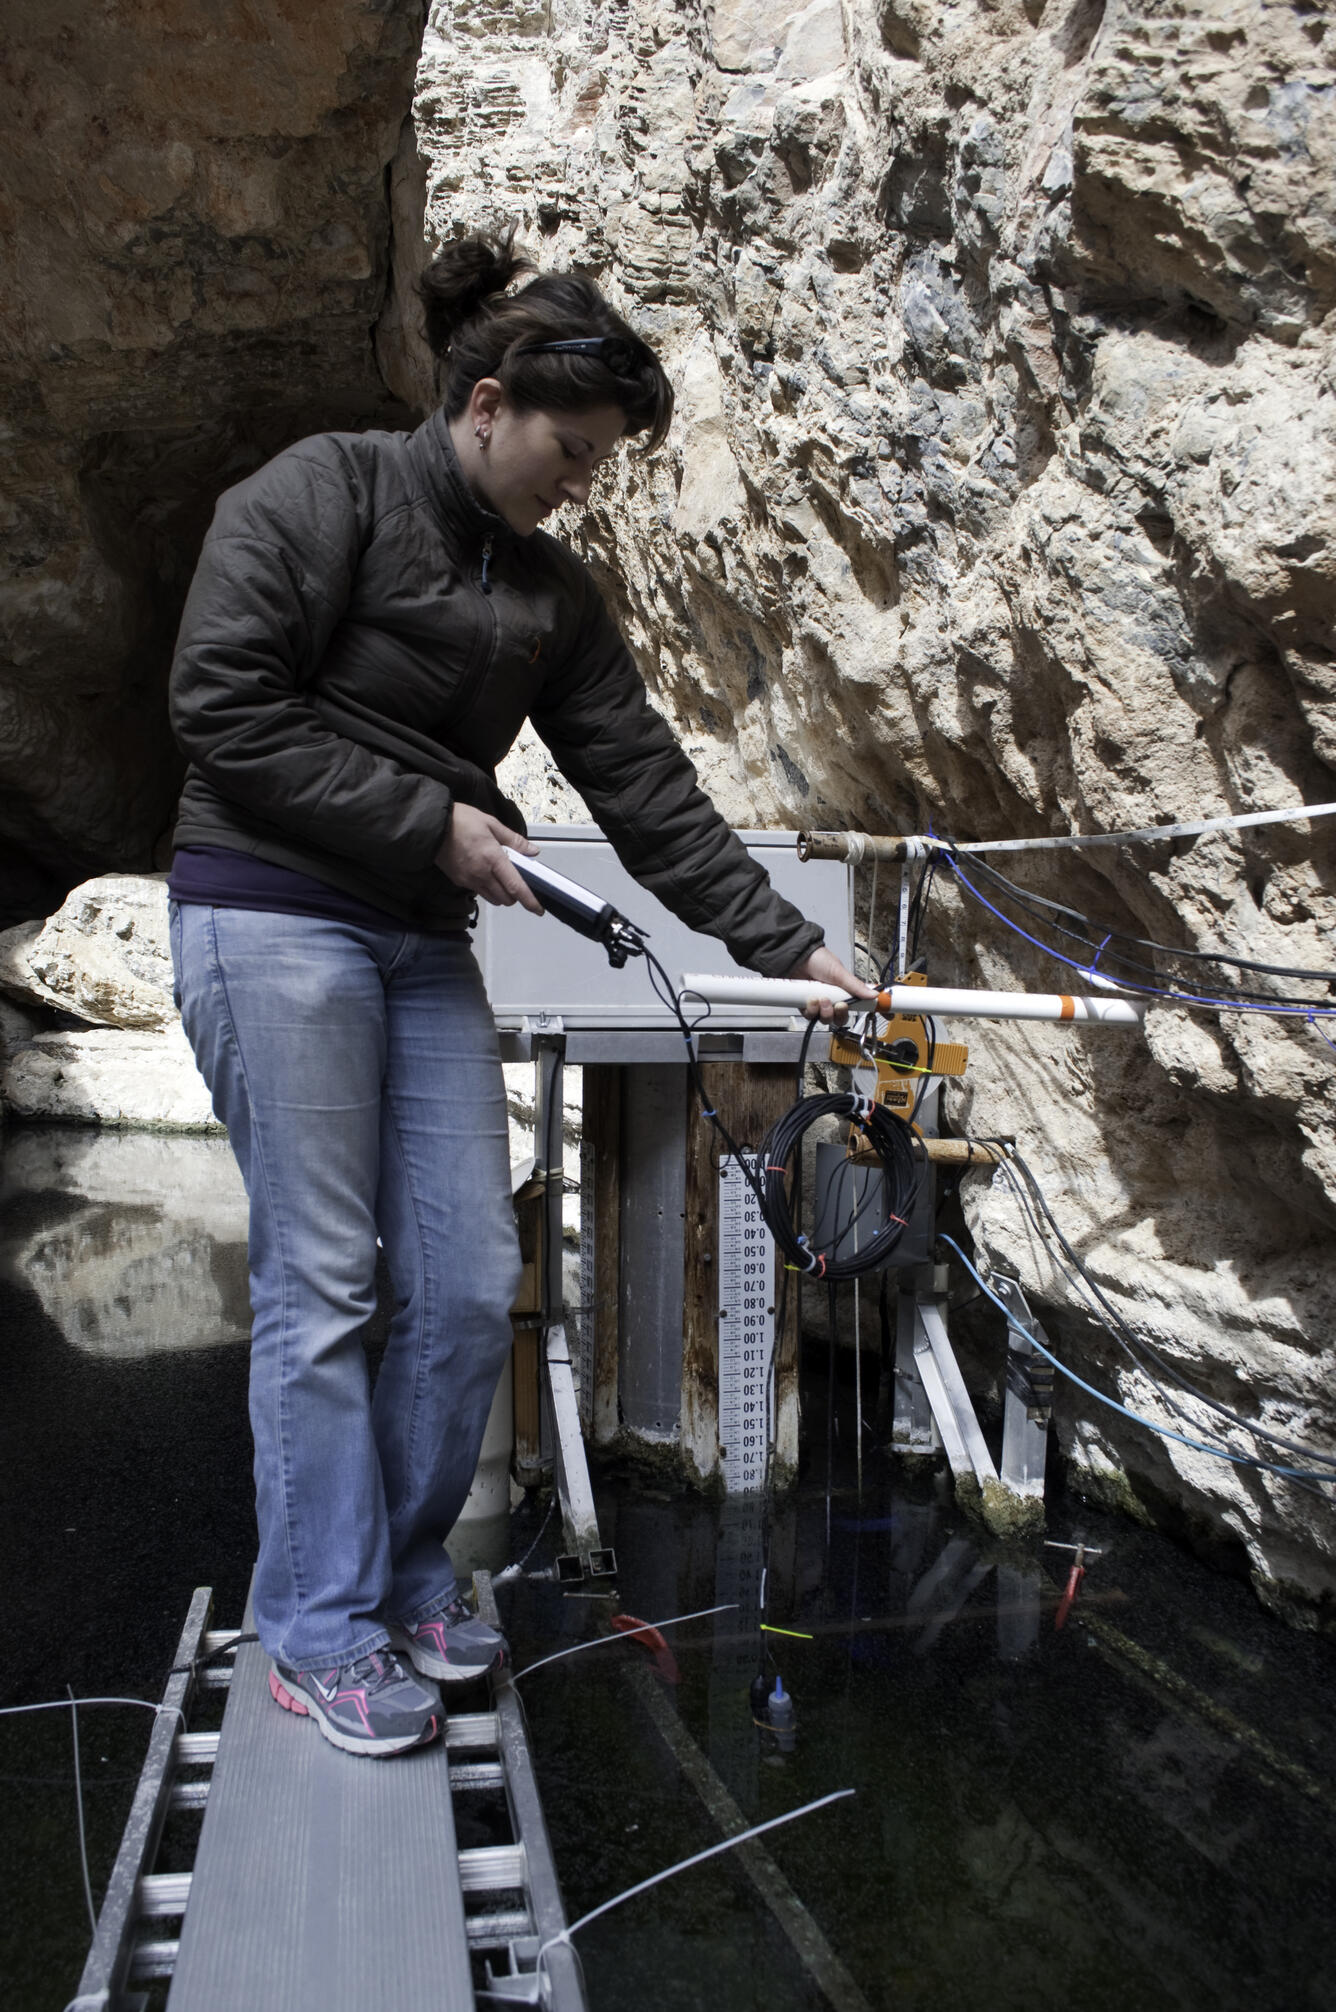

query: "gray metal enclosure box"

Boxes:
[475, 824, 850, 1048]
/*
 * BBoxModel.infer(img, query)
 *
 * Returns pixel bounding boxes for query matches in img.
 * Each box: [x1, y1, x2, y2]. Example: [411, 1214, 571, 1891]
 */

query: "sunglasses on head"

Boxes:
[520, 336, 644, 376]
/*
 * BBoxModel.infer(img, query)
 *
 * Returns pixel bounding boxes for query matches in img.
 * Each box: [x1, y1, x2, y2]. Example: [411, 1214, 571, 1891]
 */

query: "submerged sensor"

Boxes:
[510, 852, 647, 968]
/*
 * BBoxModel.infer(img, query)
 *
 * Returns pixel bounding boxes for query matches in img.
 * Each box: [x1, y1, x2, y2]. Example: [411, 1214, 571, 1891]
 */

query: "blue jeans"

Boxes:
[170, 903, 521, 1670]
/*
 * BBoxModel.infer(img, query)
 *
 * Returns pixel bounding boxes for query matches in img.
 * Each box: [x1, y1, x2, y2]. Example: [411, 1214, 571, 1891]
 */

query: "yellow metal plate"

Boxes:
[829, 1024, 968, 1079]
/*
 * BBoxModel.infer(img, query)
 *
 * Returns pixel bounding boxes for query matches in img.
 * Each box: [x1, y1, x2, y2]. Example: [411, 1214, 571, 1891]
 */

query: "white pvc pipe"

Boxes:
[680, 974, 851, 1008]
[883, 984, 1145, 1025]
[679, 973, 1146, 1026]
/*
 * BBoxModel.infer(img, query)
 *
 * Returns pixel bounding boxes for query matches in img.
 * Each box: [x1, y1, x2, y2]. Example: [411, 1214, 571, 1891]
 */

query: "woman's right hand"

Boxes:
[435, 805, 544, 912]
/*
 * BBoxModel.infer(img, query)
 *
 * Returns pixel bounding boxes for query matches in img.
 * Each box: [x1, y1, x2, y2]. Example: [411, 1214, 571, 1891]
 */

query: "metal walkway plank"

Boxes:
[167, 1641, 474, 2012]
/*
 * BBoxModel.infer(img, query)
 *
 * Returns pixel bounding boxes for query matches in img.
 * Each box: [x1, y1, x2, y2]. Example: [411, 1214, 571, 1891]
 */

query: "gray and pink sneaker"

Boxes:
[268, 1648, 441, 1756]
[386, 1595, 507, 1684]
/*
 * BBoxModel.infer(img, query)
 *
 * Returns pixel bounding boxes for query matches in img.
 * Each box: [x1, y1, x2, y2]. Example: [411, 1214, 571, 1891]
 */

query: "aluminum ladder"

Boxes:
[71, 1574, 585, 2011]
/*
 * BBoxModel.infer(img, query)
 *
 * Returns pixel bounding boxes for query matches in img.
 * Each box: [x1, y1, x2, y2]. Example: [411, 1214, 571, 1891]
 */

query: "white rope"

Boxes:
[915, 799, 1336, 857]
[510, 1604, 737, 1681]
[0, 1696, 187, 1729]
[68, 1688, 96, 1939]
[538, 1789, 856, 1966]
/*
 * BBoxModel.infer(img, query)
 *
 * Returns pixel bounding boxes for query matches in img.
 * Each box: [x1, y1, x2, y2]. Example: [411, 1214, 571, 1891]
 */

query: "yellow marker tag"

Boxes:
[760, 1623, 814, 1640]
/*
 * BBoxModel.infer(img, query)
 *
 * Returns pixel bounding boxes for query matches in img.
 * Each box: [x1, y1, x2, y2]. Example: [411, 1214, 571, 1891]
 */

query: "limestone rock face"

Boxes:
[2, 1025, 218, 1131]
[0, 1, 428, 922]
[0, 874, 217, 1128]
[415, 0, 1336, 1606]
[0, 875, 178, 1031]
[0, 1128, 249, 1355]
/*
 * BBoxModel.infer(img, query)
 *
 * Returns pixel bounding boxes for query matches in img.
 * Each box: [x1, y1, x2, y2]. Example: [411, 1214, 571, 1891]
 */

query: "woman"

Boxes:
[168, 232, 865, 1758]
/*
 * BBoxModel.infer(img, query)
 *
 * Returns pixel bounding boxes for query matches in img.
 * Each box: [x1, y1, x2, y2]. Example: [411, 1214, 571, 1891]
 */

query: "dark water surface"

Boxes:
[2, 1124, 1333, 2011]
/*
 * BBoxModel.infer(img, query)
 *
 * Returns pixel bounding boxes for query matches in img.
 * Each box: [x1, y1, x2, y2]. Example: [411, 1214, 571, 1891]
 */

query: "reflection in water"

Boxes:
[1, 1128, 260, 2012]
[0, 1126, 250, 1355]
[502, 1460, 1336, 2012]
[4, 1125, 1336, 2012]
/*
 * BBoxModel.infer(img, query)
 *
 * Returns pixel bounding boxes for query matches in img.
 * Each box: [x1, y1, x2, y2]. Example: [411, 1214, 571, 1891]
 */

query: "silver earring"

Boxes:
[475, 424, 488, 443]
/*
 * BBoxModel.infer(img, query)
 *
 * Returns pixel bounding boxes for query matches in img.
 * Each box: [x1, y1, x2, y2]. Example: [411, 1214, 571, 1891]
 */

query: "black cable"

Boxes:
[953, 852, 1336, 1010]
[756, 1093, 925, 1280]
[966, 851, 1336, 987]
[948, 1229, 1336, 1491]
[642, 945, 764, 1192]
[994, 1147, 1336, 1478]
[794, 1011, 819, 1104]
[907, 1016, 937, 1126]
[169, 1632, 260, 1678]
[644, 943, 927, 1283]
[989, 1153, 1243, 1458]
[905, 854, 939, 971]
[827, 1279, 838, 1463]
[963, 855, 1282, 997]
[876, 1269, 895, 1432]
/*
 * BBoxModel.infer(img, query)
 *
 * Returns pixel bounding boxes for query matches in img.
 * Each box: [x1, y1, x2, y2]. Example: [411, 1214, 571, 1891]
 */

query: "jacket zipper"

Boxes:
[442, 533, 500, 736]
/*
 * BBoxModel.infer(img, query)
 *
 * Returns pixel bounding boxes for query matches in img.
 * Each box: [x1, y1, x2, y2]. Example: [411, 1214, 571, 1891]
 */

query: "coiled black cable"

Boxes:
[642, 944, 925, 1278]
[756, 1092, 925, 1279]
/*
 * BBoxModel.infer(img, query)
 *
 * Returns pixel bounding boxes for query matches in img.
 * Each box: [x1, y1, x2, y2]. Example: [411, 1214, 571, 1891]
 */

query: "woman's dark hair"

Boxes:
[418, 230, 674, 453]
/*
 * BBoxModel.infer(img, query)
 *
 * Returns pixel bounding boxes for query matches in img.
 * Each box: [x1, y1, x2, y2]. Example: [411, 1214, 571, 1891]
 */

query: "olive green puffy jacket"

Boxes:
[169, 407, 822, 975]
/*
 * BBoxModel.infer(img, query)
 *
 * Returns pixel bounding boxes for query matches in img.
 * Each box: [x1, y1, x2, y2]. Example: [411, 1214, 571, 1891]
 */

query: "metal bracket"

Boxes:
[516, 1012, 566, 1062]
[482, 1963, 545, 2006]
[913, 1296, 999, 1487]
[529, 1024, 614, 1576]
[546, 1323, 605, 1562]
[553, 1546, 617, 1587]
[991, 1273, 1053, 1501]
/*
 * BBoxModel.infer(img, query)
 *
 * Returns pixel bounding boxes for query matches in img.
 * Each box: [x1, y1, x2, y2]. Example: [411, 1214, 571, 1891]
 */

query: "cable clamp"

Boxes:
[1308, 1012, 1336, 1057]
[856, 1007, 882, 1059]
[850, 1060, 879, 1115]
[793, 1235, 827, 1277]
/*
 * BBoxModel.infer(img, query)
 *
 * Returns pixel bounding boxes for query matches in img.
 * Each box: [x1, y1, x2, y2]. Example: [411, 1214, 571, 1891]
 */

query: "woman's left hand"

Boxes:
[787, 946, 878, 1023]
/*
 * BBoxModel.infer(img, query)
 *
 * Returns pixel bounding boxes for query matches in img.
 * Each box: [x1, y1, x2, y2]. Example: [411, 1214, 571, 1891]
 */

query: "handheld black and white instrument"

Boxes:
[509, 851, 648, 968]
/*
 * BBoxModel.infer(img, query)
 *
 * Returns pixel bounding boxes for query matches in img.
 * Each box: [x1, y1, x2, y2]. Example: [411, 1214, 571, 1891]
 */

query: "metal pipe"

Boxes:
[798, 799, 1336, 864]
[796, 830, 914, 863]
[920, 1138, 1008, 1166]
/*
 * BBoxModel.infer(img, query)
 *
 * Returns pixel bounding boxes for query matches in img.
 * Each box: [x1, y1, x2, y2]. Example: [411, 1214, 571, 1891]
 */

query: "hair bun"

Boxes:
[418, 230, 536, 357]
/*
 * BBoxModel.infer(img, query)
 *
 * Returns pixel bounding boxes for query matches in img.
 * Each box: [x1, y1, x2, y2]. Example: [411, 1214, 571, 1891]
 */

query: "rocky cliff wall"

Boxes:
[0, 0, 428, 922]
[3, 0, 1332, 1611]
[414, 0, 1336, 1611]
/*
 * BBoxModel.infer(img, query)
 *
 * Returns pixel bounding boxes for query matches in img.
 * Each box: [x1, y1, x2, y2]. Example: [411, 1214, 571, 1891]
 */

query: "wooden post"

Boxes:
[581, 1064, 623, 1448]
[510, 1173, 545, 1486]
[682, 1062, 801, 1487]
